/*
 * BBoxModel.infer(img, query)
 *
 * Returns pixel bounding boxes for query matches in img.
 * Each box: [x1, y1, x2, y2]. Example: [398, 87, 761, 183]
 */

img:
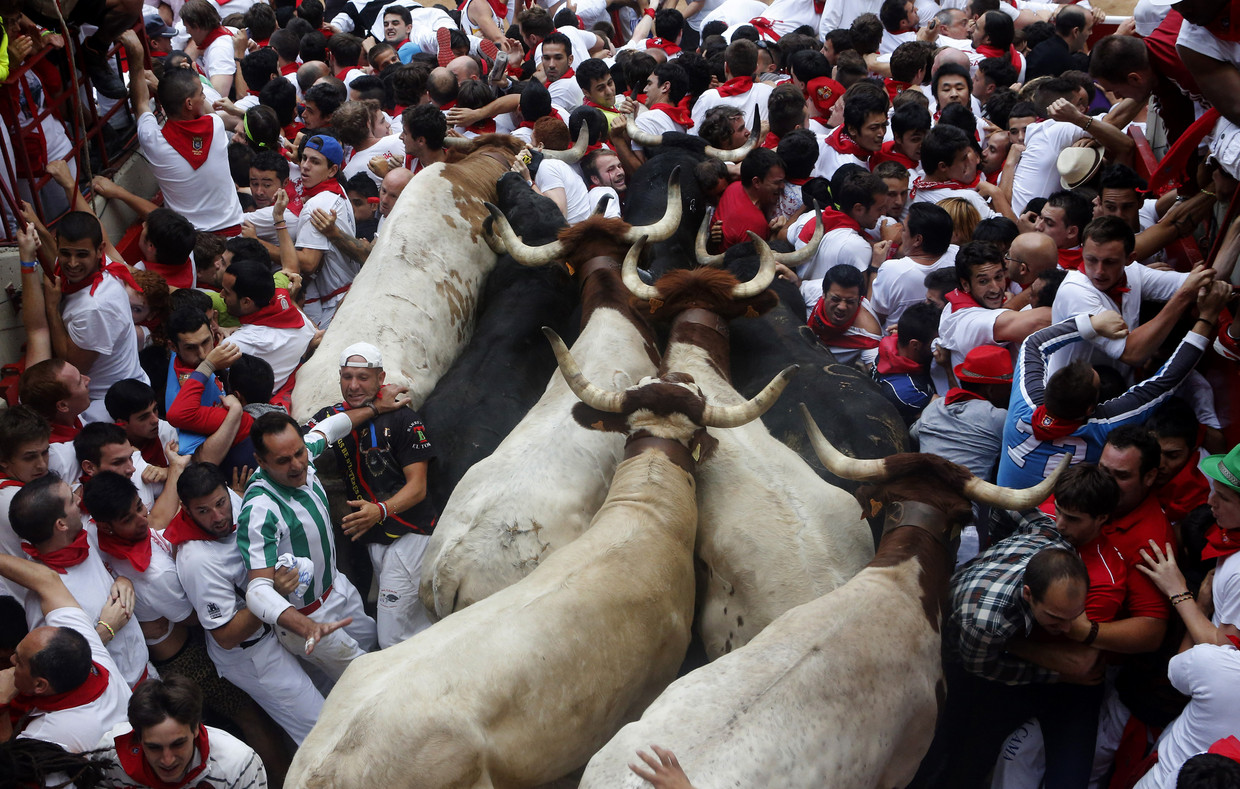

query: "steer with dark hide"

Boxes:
[419, 180, 681, 619]
[579, 409, 1065, 789]
[622, 233, 875, 659]
[285, 331, 797, 789]
[422, 173, 577, 507]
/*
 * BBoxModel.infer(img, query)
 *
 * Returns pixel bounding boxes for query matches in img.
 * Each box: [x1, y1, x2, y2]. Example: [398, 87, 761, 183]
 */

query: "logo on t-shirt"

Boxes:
[206, 602, 222, 619]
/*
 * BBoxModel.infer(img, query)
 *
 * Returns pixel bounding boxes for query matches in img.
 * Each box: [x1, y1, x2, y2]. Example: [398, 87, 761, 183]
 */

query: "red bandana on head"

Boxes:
[160, 115, 216, 170]
[717, 76, 754, 97]
[1202, 524, 1240, 561]
[58, 256, 142, 297]
[646, 37, 681, 56]
[748, 17, 780, 41]
[97, 530, 153, 573]
[22, 529, 90, 574]
[115, 724, 211, 789]
[9, 660, 110, 728]
[240, 288, 306, 330]
[164, 507, 233, 546]
[650, 98, 693, 128]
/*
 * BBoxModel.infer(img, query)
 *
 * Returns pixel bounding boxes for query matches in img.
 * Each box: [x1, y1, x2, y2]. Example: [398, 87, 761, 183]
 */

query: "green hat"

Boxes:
[1201, 445, 1240, 492]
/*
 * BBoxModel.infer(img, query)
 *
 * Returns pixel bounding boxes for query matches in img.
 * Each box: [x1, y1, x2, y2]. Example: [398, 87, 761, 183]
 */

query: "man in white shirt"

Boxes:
[40, 213, 149, 424]
[1035, 189, 1092, 271]
[871, 202, 957, 329]
[878, 0, 918, 54]
[814, 81, 888, 179]
[691, 38, 773, 130]
[0, 407, 51, 602]
[220, 259, 317, 397]
[790, 170, 887, 295]
[910, 124, 1000, 220]
[128, 33, 244, 236]
[532, 152, 594, 223]
[542, 32, 585, 110]
[291, 134, 360, 328]
[19, 360, 91, 484]
[181, 0, 238, 98]
[0, 551, 131, 751]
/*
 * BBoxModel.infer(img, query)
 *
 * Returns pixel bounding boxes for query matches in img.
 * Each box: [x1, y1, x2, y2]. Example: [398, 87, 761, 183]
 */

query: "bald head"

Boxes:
[1006, 232, 1059, 288]
[447, 55, 482, 83]
[296, 60, 329, 93]
[427, 67, 459, 107]
[380, 167, 415, 217]
[932, 46, 970, 74]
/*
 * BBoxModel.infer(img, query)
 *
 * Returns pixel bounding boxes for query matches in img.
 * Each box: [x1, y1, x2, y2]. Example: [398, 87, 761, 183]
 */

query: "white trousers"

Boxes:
[275, 571, 377, 682]
[209, 627, 325, 745]
[368, 532, 435, 649]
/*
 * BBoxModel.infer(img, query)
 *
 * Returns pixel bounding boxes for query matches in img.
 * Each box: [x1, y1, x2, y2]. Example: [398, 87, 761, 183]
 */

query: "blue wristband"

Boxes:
[20, 261, 37, 270]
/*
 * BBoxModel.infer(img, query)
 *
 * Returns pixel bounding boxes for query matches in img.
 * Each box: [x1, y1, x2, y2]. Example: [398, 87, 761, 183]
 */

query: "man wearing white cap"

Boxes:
[306, 342, 440, 648]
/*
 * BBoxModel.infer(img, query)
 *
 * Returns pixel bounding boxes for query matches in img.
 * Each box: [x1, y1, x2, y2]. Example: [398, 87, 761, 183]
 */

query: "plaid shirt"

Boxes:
[946, 510, 1074, 685]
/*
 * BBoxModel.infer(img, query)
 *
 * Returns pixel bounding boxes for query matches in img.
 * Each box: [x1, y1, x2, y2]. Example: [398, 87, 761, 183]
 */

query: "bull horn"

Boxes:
[772, 202, 824, 266]
[482, 214, 507, 254]
[541, 127, 589, 163]
[702, 365, 798, 428]
[695, 213, 725, 267]
[800, 404, 891, 481]
[730, 232, 778, 299]
[443, 135, 475, 149]
[625, 113, 663, 147]
[542, 327, 626, 413]
[621, 167, 682, 243]
[703, 109, 761, 163]
[621, 235, 661, 302]
[593, 193, 613, 215]
[484, 202, 567, 266]
[962, 453, 1071, 510]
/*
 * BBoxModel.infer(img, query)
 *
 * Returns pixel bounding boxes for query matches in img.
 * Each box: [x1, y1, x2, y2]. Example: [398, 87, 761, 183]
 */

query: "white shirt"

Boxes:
[909, 182, 996, 220]
[760, 0, 820, 35]
[870, 247, 958, 328]
[687, 0, 733, 30]
[701, 0, 768, 31]
[534, 26, 599, 70]
[343, 134, 405, 186]
[228, 316, 316, 393]
[633, 107, 688, 152]
[794, 224, 873, 282]
[880, 28, 916, 55]
[818, 0, 880, 38]
[295, 189, 360, 329]
[16, 607, 131, 752]
[1049, 266, 1187, 372]
[547, 75, 585, 111]
[244, 204, 299, 246]
[195, 27, 238, 81]
[61, 273, 149, 402]
[1010, 119, 1086, 215]
[1213, 550, 1240, 629]
[811, 143, 867, 180]
[137, 112, 244, 233]
[588, 186, 622, 218]
[97, 722, 268, 789]
[97, 530, 194, 627]
[938, 300, 1005, 370]
[690, 81, 773, 132]
[0, 484, 26, 602]
[535, 158, 593, 223]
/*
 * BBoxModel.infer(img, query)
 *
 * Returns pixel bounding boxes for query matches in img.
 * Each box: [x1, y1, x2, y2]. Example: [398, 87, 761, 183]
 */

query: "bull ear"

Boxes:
[571, 403, 630, 432]
[688, 428, 718, 464]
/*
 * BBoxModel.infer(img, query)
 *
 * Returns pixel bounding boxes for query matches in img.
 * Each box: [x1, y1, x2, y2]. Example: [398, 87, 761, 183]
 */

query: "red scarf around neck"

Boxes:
[1057, 247, 1083, 272]
[976, 43, 1022, 74]
[164, 507, 233, 546]
[760, 131, 780, 149]
[650, 99, 693, 128]
[871, 140, 918, 170]
[143, 258, 195, 289]
[944, 387, 987, 405]
[9, 660, 110, 728]
[59, 258, 141, 297]
[97, 530, 153, 573]
[943, 288, 981, 313]
[240, 288, 306, 330]
[481, 0, 509, 22]
[1202, 524, 1240, 561]
[646, 37, 681, 56]
[748, 17, 781, 41]
[808, 298, 880, 350]
[825, 125, 871, 162]
[300, 176, 346, 204]
[799, 207, 865, 244]
[884, 78, 911, 101]
[717, 76, 754, 97]
[49, 418, 83, 445]
[1030, 404, 1083, 441]
[115, 724, 211, 789]
[201, 27, 232, 49]
[279, 62, 298, 76]
[335, 67, 356, 82]
[582, 97, 616, 114]
[876, 334, 924, 375]
[22, 529, 90, 574]
[910, 172, 981, 203]
[466, 119, 497, 135]
[160, 115, 216, 170]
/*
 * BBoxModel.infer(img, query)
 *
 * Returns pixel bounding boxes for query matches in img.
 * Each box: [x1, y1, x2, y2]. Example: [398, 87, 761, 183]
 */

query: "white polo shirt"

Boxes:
[534, 26, 599, 70]
[1010, 119, 1086, 215]
[137, 112, 244, 233]
[244, 204, 300, 247]
[343, 134, 406, 187]
[761, 0, 821, 35]
[788, 211, 874, 281]
[15, 606, 131, 752]
[690, 81, 772, 131]
[870, 247, 958, 329]
[547, 74, 585, 111]
[61, 274, 148, 403]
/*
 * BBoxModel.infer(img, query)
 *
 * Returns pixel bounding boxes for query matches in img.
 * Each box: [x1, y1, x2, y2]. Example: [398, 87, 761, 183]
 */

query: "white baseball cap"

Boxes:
[340, 342, 383, 368]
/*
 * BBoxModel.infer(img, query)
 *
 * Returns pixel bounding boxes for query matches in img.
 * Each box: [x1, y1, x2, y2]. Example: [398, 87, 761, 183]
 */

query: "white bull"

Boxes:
[579, 412, 1064, 789]
[622, 236, 875, 659]
[284, 335, 795, 789]
[419, 186, 680, 618]
[290, 143, 519, 422]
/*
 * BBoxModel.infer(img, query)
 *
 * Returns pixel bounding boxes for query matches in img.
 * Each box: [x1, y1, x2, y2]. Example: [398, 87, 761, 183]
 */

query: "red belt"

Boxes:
[130, 665, 150, 690]
[305, 283, 351, 304]
[297, 583, 333, 615]
[212, 224, 243, 237]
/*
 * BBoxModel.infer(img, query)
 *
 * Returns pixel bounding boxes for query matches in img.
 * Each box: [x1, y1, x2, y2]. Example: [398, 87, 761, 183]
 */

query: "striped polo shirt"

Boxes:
[237, 434, 337, 608]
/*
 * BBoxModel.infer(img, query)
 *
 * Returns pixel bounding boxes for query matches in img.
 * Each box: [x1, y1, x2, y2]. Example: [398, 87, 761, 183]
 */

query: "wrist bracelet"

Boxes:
[97, 620, 116, 640]
[1197, 317, 1216, 329]
[377, 501, 388, 521]
[1083, 116, 1094, 131]
[20, 260, 37, 270]
[1170, 591, 1194, 606]
[365, 401, 379, 417]
[1082, 619, 1099, 646]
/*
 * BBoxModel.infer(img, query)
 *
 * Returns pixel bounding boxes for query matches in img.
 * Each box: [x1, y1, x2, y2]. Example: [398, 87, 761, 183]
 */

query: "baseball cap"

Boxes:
[305, 134, 345, 167]
[340, 342, 383, 368]
[953, 345, 1014, 385]
[145, 15, 178, 39]
[1201, 444, 1240, 492]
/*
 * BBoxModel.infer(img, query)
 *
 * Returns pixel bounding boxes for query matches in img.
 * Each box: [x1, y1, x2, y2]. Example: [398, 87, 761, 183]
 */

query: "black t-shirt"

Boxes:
[310, 403, 439, 543]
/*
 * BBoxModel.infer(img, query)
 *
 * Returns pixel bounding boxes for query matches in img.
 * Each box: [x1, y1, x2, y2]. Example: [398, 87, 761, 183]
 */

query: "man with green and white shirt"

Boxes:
[238, 386, 409, 680]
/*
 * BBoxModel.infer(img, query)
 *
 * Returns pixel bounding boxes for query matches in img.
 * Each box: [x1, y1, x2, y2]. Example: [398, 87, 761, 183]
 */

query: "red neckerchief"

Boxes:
[808, 298, 880, 350]
[22, 529, 90, 574]
[1057, 247, 1083, 272]
[1150, 108, 1220, 194]
[134, 435, 169, 468]
[825, 125, 871, 163]
[335, 67, 355, 82]
[582, 97, 615, 114]
[253, 37, 270, 48]
[760, 131, 780, 149]
[788, 175, 809, 186]
[142, 257, 195, 289]
[482, 0, 509, 20]
[910, 172, 981, 202]
[391, 38, 410, 49]
[870, 140, 918, 169]
[200, 27, 233, 49]
[164, 507, 232, 546]
[876, 334, 924, 374]
[985, 168, 1001, 185]
[279, 62, 298, 76]
[552, 67, 575, 83]
[465, 119, 497, 135]
[943, 288, 981, 313]
[884, 78, 911, 101]
[97, 530, 153, 573]
[798, 207, 866, 245]
[748, 17, 780, 41]
[160, 115, 215, 170]
[976, 43, 1022, 74]
[438, 99, 457, 111]
[717, 76, 754, 97]
[1103, 273, 1131, 308]
[299, 176, 346, 204]
[650, 99, 693, 128]
[584, 140, 613, 154]
[646, 37, 681, 56]
[1156, 455, 1211, 524]
[1030, 404, 1083, 441]
[151, 49, 169, 58]
[1202, 523, 1240, 561]
[59, 257, 141, 297]
[0, 477, 22, 490]
[115, 724, 211, 789]
[628, 90, 648, 106]
[49, 418, 83, 445]
[944, 387, 986, 405]
[240, 288, 305, 330]
[9, 660, 109, 728]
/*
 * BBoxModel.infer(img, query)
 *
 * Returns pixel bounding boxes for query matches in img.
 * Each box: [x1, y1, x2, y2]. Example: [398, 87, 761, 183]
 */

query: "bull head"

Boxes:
[484, 168, 683, 266]
[694, 203, 825, 269]
[626, 107, 761, 163]
[622, 232, 778, 302]
[543, 327, 796, 429]
[799, 404, 1066, 510]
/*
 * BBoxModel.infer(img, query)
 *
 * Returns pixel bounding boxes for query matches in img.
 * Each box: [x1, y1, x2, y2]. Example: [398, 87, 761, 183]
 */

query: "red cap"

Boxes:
[954, 345, 1013, 385]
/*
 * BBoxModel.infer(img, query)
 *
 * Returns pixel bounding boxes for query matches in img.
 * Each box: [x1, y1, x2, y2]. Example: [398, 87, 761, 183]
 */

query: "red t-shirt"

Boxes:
[1103, 494, 1175, 620]
[716, 181, 770, 250]
[1038, 497, 1128, 623]
[1156, 457, 1211, 525]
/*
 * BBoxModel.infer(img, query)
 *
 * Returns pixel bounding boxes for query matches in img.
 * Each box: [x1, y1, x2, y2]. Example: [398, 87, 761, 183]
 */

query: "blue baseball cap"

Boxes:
[304, 134, 344, 167]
